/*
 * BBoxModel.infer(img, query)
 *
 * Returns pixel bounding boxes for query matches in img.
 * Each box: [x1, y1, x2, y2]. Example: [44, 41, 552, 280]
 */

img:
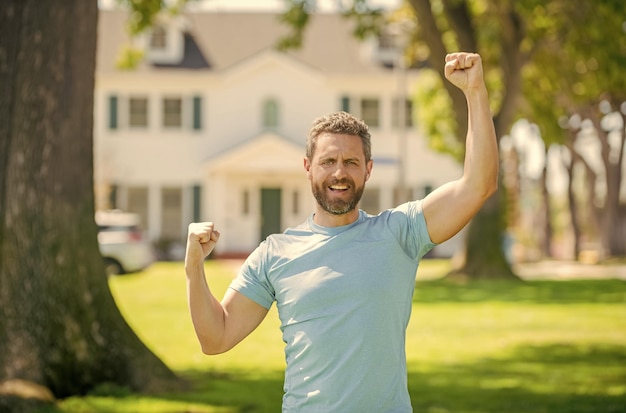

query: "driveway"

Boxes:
[514, 260, 626, 280]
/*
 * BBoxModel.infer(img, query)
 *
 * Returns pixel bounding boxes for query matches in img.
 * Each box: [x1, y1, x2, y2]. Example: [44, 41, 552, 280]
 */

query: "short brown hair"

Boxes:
[305, 111, 371, 162]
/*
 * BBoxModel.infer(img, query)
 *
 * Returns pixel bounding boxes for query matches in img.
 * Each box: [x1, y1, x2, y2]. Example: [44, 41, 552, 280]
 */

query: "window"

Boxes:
[163, 97, 182, 128]
[392, 98, 413, 128]
[161, 187, 182, 239]
[423, 184, 433, 197]
[129, 97, 148, 127]
[108, 95, 118, 129]
[108, 184, 118, 209]
[292, 190, 299, 215]
[127, 186, 149, 230]
[360, 98, 380, 127]
[262, 98, 279, 129]
[393, 186, 413, 205]
[360, 187, 381, 215]
[192, 95, 202, 130]
[242, 190, 250, 215]
[378, 33, 396, 51]
[150, 26, 167, 50]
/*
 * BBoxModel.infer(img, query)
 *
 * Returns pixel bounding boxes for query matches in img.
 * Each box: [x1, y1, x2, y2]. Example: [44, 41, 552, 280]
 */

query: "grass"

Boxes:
[50, 260, 626, 413]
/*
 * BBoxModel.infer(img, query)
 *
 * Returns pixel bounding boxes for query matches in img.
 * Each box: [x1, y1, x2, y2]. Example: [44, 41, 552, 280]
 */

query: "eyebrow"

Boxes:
[318, 155, 360, 164]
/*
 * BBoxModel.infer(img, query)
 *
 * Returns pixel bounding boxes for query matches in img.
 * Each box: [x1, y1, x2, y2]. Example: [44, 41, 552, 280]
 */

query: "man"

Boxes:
[185, 52, 498, 412]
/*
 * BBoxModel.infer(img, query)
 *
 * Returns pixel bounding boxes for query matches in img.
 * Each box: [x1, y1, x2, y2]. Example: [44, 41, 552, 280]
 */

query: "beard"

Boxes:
[311, 178, 365, 215]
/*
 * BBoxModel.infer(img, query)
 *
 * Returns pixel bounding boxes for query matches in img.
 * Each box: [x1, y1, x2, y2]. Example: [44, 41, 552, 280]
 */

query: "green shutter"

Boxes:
[340, 95, 350, 112]
[109, 95, 118, 129]
[192, 185, 201, 222]
[109, 184, 118, 209]
[193, 96, 202, 130]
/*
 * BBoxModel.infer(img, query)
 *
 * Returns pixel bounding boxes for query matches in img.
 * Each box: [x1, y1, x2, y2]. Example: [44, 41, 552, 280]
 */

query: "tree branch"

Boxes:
[408, 0, 467, 145]
[442, 0, 476, 52]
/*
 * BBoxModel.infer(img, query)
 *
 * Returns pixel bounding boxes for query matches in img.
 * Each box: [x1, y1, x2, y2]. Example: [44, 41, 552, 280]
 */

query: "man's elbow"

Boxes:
[198, 335, 231, 355]
[485, 177, 498, 199]
[200, 342, 231, 355]
[201, 345, 225, 356]
[480, 167, 499, 199]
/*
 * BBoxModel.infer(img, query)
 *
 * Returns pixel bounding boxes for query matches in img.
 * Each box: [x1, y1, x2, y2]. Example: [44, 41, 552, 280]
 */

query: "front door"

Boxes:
[260, 188, 281, 241]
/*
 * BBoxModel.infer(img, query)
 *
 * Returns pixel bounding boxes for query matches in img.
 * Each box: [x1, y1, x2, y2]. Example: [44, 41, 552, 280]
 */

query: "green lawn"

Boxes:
[53, 260, 626, 413]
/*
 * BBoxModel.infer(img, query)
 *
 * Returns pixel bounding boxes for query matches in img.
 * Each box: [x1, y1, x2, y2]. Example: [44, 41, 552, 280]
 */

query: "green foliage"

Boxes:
[115, 45, 145, 70]
[341, 1, 385, 40]
[413, 70, 463, 161]
[278, 0, 385, 50]
[276, 1, 310, 51]
[119, 0, 189, 34]
[520, 0, 626, 142]
[113, 0, 190, 70]
[119, 0, 162, 34]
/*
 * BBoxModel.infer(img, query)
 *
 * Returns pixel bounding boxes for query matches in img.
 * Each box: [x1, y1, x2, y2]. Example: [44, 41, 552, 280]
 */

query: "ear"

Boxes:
[365, 159, 373, 181]
[303, 157, 312, 179]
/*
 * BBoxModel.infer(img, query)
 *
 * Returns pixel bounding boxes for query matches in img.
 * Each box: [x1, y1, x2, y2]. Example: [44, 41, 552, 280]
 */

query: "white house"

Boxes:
[94, 8, 464, 258]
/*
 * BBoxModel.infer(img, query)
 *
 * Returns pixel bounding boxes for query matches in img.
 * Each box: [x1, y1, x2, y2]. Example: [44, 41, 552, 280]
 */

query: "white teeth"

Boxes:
[330, 185, 348, 190]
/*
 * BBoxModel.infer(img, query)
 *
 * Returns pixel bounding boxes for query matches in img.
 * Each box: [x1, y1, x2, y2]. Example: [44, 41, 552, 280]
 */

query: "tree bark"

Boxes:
[453, 193, 517, 279]
[562, 143, 583, 259]
[540, 152, 554, 257]
[589, 109, 626, 256]
[0, 1, 180, 410]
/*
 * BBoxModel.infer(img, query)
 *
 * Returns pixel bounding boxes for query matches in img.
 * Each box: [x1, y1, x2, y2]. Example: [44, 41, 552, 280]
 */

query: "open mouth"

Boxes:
[328, 183, 349, 192]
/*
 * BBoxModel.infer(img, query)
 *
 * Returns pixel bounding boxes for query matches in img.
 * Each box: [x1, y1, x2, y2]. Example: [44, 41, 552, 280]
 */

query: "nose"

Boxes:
[332, 164, 347, 179]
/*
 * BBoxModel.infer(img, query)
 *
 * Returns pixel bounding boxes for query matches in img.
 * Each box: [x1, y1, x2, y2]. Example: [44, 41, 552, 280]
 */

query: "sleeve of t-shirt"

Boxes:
[228, 241, 275, 310]
[387, 199, 436, 261]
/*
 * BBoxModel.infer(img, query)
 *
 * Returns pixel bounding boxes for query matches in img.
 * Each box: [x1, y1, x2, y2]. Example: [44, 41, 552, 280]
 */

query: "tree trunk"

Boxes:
[452, 190, 517, 279]
[0, 1, 180, 410]
[540, 156, 553, 257]
[592, 110, 626, 256]
[562, 145, 583, 259]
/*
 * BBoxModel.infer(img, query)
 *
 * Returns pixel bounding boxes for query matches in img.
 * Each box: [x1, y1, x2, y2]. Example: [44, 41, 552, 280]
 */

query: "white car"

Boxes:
[96, 210, 155, 276]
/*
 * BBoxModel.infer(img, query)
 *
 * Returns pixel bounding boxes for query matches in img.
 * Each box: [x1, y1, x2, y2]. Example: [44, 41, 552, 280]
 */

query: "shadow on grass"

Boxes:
[408, 342, 626, 413]
[414, 279, 626, 304]
[164, 369, 285, 412]
[46, 343, 626, 413]
[64, 342, 624, 413]
[44, 369, 285, 413]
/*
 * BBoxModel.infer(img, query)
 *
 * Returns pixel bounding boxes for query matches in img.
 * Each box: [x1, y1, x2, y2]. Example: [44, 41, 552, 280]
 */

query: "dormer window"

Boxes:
[150, 26, 167, 50]
[378, 32, 396, 52]
[145, 21, 184, 65]
[374, 23, 410, 68]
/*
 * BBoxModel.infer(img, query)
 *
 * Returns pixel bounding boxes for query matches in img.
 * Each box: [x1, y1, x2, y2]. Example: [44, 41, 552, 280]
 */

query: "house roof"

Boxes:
[205, 132, 305, 174]
[97, 10, 392, 75]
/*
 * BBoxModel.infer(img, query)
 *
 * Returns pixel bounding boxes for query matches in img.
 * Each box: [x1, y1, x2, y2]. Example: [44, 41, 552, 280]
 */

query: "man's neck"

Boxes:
[313, 208, 360, 227]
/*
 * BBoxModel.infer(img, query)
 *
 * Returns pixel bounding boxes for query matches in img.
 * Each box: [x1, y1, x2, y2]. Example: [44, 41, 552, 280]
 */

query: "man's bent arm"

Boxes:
[423, 53, 499, 244]
[186, 223, 268, 355]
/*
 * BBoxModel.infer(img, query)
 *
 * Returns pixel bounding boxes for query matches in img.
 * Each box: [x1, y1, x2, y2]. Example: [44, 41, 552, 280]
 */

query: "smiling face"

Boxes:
[304, 133, 373, 227]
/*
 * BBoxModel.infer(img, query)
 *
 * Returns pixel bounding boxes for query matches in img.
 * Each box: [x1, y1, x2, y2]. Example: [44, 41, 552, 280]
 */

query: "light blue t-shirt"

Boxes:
[229, 200, 435, 412]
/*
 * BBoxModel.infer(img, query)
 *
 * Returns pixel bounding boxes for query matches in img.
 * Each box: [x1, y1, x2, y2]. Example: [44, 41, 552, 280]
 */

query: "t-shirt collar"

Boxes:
[307, 210, 366, 236]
